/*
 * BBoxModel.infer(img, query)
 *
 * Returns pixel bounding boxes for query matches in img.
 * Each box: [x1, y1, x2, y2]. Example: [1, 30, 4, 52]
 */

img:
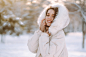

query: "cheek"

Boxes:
[45, 16, 54, 22]
[45, 17, 48, 22]
[45, 16, 48, 19]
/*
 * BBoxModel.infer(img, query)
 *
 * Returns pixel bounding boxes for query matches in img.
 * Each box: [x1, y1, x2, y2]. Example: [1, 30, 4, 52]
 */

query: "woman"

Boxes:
[27, 3, 70, 57]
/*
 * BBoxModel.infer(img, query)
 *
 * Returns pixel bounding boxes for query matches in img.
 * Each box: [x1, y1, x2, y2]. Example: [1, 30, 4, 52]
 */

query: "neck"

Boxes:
[46, 25, 50, 27]
[45, 25, 49, 31]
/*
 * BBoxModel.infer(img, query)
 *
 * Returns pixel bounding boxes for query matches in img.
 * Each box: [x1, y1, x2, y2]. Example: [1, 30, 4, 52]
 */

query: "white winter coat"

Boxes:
[27, 3, 70, 57]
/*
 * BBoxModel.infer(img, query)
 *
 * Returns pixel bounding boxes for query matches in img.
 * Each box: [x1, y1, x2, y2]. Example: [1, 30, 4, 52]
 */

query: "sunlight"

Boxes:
[33, 0, 37, 3]
[26, 2, 31, 5]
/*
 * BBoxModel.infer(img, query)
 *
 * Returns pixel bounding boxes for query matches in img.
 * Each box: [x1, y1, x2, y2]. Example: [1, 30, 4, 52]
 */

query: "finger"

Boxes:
[44, 22, 47, 25]
[43, 21, 46, 26]
[44, 23, 46, 25]
[42, 19, 46, 25]
[42, 19, 45, 23]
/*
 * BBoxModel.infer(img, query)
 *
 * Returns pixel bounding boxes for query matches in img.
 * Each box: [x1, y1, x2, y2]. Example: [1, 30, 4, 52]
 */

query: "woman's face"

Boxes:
[45, 9, 55, 26]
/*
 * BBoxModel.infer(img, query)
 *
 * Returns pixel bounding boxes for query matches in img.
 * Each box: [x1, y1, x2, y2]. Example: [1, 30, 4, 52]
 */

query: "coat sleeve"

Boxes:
[39, 33, 65, 57]
[27, 29, 42, 53]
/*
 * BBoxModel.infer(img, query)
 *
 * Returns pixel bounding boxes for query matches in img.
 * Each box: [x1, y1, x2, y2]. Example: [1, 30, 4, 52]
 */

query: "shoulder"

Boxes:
[52, 30, 65, 39]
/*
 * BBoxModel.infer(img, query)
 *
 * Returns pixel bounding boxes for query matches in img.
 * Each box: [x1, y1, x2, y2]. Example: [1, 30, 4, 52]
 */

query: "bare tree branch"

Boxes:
[63, 1, 86, 22]
[63, 1, 81, 14]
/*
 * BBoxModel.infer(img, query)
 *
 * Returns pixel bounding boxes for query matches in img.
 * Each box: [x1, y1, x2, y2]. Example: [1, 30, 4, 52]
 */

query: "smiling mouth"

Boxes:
[47, 20, 52, 23]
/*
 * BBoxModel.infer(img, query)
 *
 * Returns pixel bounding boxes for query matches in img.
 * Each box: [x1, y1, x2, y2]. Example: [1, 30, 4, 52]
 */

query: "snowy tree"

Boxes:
[0, 0, 51, 43]
[0, 0, 25, 43]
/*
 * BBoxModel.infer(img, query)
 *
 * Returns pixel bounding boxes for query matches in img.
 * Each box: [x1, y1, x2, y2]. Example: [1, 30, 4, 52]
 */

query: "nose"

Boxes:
[48, 16, 53, 20]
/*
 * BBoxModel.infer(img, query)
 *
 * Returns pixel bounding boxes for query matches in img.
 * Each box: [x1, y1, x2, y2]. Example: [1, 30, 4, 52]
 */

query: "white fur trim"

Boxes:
[37, 3, 70, 35]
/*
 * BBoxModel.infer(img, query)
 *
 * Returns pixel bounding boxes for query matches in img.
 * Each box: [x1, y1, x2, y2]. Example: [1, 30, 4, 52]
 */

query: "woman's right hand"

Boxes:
[40, 19, 46, 32]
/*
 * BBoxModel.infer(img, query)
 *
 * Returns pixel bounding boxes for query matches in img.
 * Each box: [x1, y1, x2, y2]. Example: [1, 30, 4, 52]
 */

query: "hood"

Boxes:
[37, 3, 70, 35]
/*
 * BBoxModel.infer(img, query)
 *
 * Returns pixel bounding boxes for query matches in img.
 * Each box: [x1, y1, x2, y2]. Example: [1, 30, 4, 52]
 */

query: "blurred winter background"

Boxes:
[0, 0, 86, 57]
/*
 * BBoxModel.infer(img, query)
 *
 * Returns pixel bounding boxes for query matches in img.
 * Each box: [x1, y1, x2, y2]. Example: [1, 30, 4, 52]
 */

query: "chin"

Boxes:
[47, 24, 51, 26]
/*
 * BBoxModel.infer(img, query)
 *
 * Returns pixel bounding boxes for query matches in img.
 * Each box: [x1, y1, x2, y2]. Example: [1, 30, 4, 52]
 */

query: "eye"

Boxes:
[52, 14, 55, 18]
[52, 16, 54, 17]
[52, 15, 55, 18]
[46, 14, 49, 16]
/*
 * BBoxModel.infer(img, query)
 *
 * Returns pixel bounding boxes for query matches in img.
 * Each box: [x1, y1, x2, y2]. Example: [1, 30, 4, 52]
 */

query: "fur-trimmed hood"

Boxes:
[37, 3, 70, 35]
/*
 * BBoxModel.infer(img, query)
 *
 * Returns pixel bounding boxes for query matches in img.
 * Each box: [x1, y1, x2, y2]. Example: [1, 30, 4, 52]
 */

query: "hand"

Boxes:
[40, 19, 46, 32]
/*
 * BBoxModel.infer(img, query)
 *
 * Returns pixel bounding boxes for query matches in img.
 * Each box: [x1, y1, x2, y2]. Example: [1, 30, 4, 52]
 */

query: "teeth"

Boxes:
[48, 21, 51, 22]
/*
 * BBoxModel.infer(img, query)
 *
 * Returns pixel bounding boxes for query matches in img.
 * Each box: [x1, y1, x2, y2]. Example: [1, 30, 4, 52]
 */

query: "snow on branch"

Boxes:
[63, 1, 81, 14]
[63, 1, 86, 22]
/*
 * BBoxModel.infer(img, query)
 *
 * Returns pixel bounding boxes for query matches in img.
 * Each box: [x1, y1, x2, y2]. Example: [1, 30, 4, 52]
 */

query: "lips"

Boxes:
[47, 20, 52, 23]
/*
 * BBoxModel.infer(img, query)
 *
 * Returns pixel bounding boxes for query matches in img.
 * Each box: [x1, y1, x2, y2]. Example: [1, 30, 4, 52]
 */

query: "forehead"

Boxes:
[47, 9, 55, 14]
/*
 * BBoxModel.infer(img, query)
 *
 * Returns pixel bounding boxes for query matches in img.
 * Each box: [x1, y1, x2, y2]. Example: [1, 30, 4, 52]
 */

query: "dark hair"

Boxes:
[46, 6, 58, 18]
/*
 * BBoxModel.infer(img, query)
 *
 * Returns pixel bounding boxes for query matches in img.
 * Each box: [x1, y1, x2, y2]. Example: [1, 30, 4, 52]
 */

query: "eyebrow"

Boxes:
[47, 13, 49, 14]
[47, 13, 55, 15]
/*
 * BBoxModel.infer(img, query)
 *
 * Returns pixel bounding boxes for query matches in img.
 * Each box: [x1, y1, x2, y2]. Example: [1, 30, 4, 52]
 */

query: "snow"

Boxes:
[0, 32, 86, 57]
[3, 15, 9, 19]
[16, 17, 20, 20]
[65, 32, 86, 57]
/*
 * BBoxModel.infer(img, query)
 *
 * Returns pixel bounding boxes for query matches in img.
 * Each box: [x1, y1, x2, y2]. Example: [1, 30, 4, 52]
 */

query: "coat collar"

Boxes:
[37, 3, 70, 35]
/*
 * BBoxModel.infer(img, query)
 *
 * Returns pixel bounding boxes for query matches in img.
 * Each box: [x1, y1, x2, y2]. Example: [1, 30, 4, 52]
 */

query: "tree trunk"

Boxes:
[82, 19, 85, 48]
[85, 22, 86, 39]
[1, 34, 5, 43]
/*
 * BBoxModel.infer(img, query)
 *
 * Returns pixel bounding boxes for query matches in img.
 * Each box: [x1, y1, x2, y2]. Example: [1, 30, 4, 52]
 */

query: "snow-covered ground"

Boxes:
[66, 32, 86, 57]
[0, 32, 86, 57]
